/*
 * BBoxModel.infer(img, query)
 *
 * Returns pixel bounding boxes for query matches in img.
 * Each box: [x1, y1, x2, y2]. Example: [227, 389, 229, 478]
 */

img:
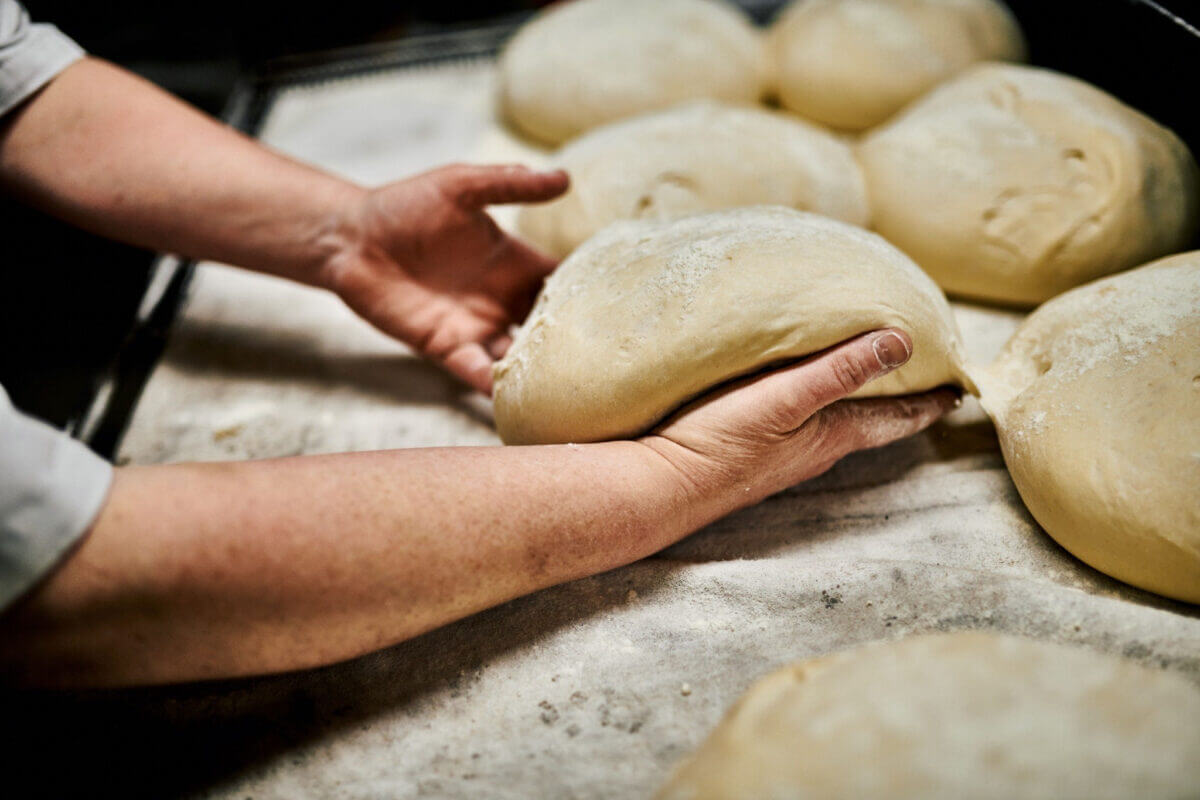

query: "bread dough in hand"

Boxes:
[494, 206, 973, 445]
[980, 252, 1200, 603]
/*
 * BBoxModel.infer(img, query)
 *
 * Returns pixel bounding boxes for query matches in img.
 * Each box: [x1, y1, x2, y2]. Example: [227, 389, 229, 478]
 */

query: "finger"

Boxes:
[438, 164, 569, 208]
[443, 342, 496, 395]
[708, 329, 913, 432]
[817, 389, 960, 459]
[359, 289, 504, 395]
[795, 329, 912, 415]
[485, 333, 513, 360]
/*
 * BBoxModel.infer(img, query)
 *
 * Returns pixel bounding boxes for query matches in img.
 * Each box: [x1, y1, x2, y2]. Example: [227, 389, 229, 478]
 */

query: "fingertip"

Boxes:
[486, 333, 513, 360]
[444, 343, 496, 395]
[466, 165, 570, 206]
[932, 386, 964, 416]
[941, 386, 964, 407]
[871, 329, 912, 370]
[540, 168, 570, 189]
[524, 167, 570, 201]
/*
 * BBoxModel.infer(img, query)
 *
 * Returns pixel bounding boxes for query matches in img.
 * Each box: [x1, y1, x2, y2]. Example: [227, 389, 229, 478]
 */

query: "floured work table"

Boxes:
[9, 9, 1200, 800]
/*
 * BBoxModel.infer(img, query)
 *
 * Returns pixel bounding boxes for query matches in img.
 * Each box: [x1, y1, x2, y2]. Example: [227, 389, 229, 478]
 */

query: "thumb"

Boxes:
[793, 329, 912, 417]
[736, 329, 913, 432]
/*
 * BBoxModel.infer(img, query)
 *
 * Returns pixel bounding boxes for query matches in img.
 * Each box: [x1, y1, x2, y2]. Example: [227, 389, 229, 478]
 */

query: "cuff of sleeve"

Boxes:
[0, 391, 113, 610]
[0, 22, 85, 118]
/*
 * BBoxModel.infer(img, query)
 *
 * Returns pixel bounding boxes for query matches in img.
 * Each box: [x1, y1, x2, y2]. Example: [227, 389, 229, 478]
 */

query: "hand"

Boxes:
[323, 163, 569, 393]
[640, 329, 959, 524]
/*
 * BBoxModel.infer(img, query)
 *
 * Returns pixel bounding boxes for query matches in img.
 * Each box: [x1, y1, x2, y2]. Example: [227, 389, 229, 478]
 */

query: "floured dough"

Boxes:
[517, 102, 870, 258]
[658, 632, 1200, 800]
[493, 207, 973, 445]
[980, 253, 1200, 603]
[497, 0, 766, 146]
[859, 63, 1199, 306]
[769, 0, 1025, 130]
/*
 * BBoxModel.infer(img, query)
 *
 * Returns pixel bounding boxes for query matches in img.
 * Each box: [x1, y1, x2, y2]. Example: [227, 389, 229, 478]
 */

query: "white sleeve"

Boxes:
[0, 0, 85, 117]
[0, 384, 112, 609]
[0, 4, 104, 609]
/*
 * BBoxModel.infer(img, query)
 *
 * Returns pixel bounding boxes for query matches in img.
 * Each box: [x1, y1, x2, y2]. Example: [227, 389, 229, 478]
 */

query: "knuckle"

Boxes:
[828, 353, 875, 395]
[758, 392, 807, 437]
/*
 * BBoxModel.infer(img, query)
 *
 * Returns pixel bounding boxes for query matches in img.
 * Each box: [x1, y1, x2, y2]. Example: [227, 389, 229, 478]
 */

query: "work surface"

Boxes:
[20, 56, 1200, 799]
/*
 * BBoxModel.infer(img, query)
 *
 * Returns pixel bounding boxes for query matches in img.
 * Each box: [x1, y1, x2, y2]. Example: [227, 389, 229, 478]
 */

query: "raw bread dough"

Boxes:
[657, 632, 1200, 800]
[769, 0, 1026, 130]
[497, 0, 766, 146]
[517, 101, 870, 259]
[493, 207, 974, 445]
[980, 253, 1200, 603]
[859, 63, 1199, 306]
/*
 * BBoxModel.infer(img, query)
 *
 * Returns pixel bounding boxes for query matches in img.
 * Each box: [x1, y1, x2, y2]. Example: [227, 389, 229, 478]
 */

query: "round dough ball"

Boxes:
[859, 63, 1199, 306]
[658, 632, 1200, 799]
[980, 253, 1200, 603]
[493, 206, 974, 445]
[497, 0, 766, 146]
[517, 102, 870, 259]
[769, 0, 1026, 130]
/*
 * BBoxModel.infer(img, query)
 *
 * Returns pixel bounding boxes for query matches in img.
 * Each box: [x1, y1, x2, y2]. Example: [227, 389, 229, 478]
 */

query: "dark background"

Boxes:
[2, 0, 1198, 442]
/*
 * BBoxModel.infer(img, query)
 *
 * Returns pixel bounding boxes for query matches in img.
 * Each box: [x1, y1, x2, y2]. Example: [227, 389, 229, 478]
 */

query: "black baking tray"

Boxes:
[77, 0, 1200, 459]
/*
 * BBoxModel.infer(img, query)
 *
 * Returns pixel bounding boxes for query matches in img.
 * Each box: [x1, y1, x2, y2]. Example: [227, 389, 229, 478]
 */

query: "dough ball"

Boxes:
[769, 0, 1026, 130]
[493, 207, 973, 445]
[859, 63, 1199, 306]
[658, 632, 1200, 800]
[517, 102, 870, 259]
[497, 0, 766, 146]
[980, 253, 1200, 603]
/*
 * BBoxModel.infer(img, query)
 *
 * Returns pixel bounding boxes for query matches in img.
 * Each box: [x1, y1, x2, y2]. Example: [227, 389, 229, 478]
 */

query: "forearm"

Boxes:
[1, 442, 705, 687]
[0, 58, 361, 285]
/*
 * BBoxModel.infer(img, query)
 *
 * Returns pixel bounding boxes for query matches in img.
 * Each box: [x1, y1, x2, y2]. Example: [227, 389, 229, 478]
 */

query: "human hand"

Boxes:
[639, 329, 959, 524]
[322, 163, 569, 393]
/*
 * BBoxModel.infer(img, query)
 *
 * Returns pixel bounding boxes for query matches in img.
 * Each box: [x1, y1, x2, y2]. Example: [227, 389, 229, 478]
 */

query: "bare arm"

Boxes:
[0, 58, 361, 284]
[0, 331, 955, 687]
[4, 441, 691, 686]
[0, 58, 569, 391]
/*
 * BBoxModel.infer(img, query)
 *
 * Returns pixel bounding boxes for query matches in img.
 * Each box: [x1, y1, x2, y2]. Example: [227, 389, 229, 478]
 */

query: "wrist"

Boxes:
[633, 435, 744, 537]
[558, 440, 711, 566]
[300, 181, 372, 292]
